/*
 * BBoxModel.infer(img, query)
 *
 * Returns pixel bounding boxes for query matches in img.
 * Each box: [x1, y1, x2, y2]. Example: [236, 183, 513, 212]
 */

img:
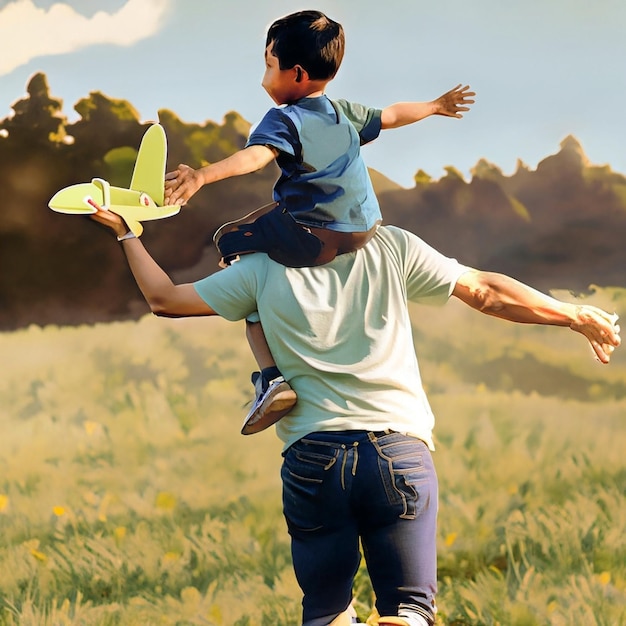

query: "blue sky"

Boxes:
[1, 0, 625, 187]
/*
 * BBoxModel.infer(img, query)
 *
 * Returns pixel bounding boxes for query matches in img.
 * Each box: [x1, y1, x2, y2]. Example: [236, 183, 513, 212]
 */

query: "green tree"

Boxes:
[0, 72, 68, 146]
[69, 91, 146, 158]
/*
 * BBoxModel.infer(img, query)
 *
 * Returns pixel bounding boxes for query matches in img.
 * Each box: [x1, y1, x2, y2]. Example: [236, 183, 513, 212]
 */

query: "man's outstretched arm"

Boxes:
[91, 207, 216, 318]
[453, 269, 621, 364]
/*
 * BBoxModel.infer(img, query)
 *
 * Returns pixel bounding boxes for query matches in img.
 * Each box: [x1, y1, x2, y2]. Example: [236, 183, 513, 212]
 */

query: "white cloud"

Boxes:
[0, 0, 170, 76]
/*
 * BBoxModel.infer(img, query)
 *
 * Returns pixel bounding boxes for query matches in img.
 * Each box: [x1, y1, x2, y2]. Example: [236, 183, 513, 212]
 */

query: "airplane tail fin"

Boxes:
[129, 123, 167, 205]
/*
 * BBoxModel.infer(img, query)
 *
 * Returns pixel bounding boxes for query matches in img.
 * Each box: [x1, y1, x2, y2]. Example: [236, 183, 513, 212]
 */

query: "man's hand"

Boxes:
[164, 164, 203, 207]
[88, 200, 216, 317]
[89, 204, 128, 238]
[432, 84, 475, 118]
[571, 306, 621, 364]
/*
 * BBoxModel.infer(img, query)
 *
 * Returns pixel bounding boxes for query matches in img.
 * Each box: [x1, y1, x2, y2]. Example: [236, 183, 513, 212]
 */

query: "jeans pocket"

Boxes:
[374, 435, 432, 520]
[285, 444, 338, 483]
[282, 442, 339, 532]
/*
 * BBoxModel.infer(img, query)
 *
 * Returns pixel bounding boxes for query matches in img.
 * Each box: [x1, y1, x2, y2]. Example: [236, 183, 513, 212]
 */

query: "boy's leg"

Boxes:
[215, 204, 381, 269]
[246, 318, 276, 370]
[215, 205, 323, 268]
[241, 320, 297, 435]
[213, 201, 278, 266]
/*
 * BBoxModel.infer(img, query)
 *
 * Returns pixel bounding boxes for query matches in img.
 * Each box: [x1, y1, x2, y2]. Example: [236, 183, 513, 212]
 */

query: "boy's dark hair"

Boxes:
[266, 10, 344, 80]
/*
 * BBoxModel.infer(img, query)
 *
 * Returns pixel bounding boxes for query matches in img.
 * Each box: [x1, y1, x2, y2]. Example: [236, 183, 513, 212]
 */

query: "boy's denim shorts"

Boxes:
[215, 205, 323, 267]
[281, 430, 438, 626]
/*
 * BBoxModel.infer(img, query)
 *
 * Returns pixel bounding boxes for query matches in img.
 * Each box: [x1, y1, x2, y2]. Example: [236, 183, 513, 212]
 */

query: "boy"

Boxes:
[164, 10, 475, 434]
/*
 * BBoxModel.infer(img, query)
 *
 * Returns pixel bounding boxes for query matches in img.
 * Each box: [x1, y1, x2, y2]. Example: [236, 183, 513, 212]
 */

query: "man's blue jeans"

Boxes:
[281, 430, 438, 626]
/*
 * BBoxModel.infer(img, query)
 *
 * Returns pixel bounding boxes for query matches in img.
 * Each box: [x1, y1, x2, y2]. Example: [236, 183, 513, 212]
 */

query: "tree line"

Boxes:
[1, 72, 625, 330]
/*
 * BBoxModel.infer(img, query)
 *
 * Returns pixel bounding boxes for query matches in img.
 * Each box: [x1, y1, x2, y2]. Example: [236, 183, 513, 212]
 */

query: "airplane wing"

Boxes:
[129, 123, 167, 205]
[109, 203, 181, 237]
[48, 182, 102, 214]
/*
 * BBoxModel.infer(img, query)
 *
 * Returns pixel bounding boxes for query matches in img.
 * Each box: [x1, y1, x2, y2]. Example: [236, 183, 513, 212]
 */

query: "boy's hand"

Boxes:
[164, 164, 203, 207]
[432, 84, 475, 118]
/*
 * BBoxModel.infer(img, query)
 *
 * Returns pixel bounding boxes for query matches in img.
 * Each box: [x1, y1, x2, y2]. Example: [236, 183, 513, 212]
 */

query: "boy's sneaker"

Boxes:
[241, 372, 297, 435]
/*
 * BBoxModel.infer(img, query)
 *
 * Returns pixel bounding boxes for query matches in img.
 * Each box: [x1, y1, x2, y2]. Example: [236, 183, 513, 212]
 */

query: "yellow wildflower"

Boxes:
[30, 549, 47, 563]
[114, 526, 127, 542]
[155, 492, 177, 511]
[444, 532, 458, 547]
[84, 420, 100, 436]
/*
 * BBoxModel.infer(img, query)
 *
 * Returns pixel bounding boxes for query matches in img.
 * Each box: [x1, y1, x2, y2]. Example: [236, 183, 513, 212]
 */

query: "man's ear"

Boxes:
[294, 65, 305, 82]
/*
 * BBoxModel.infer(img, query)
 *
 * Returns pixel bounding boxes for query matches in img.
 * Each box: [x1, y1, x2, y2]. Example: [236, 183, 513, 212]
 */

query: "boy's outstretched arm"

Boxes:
[381, 84, 475, 129]
[453, 269, 621, 364]
[164, 144, 278, 207]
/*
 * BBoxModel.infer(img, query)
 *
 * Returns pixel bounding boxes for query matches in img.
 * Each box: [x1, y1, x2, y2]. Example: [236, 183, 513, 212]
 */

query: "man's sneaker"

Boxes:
[378, 617, 428, 626]
[329, 606, 359, 625]
[366, 612, 418, 626]
[241, 372, 297, 435]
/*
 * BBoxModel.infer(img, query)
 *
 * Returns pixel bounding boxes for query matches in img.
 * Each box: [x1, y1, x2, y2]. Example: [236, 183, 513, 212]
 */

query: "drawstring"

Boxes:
[339, 441, 359, 490]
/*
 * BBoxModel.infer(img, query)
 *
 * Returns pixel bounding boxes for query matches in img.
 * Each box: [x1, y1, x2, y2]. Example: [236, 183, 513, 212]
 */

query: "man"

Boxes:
[92, 206, 620, 626]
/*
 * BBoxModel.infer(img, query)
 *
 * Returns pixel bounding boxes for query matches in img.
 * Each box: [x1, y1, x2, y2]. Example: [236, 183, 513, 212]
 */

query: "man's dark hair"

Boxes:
[266, 10, 345, 80]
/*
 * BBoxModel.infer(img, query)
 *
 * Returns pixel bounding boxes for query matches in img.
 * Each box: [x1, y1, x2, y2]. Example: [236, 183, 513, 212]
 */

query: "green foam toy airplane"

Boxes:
[48, 123, 180, 237]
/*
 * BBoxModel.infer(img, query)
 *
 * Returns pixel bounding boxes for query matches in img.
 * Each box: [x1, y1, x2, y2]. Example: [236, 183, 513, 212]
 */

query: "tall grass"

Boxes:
[1, 288, 625, 625]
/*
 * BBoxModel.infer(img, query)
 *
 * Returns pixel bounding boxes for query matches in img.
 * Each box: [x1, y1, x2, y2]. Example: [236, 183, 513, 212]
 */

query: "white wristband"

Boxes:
[117, 231, 137, 242]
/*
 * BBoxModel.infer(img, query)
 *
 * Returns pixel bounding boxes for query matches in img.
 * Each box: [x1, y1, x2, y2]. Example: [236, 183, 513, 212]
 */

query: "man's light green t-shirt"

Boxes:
[194, 226, 468, 451]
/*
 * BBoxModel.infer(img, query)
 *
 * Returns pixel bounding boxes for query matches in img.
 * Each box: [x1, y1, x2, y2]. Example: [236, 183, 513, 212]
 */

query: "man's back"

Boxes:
[194, 226, 467, 448]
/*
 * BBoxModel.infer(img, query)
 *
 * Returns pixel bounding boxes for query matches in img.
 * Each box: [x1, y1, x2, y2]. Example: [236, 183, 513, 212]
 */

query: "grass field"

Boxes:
[1, 287, 625, 625]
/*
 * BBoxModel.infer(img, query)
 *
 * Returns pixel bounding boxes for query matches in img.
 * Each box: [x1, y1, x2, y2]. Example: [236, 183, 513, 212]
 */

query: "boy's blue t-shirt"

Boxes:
[246, 95, 383, 232]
